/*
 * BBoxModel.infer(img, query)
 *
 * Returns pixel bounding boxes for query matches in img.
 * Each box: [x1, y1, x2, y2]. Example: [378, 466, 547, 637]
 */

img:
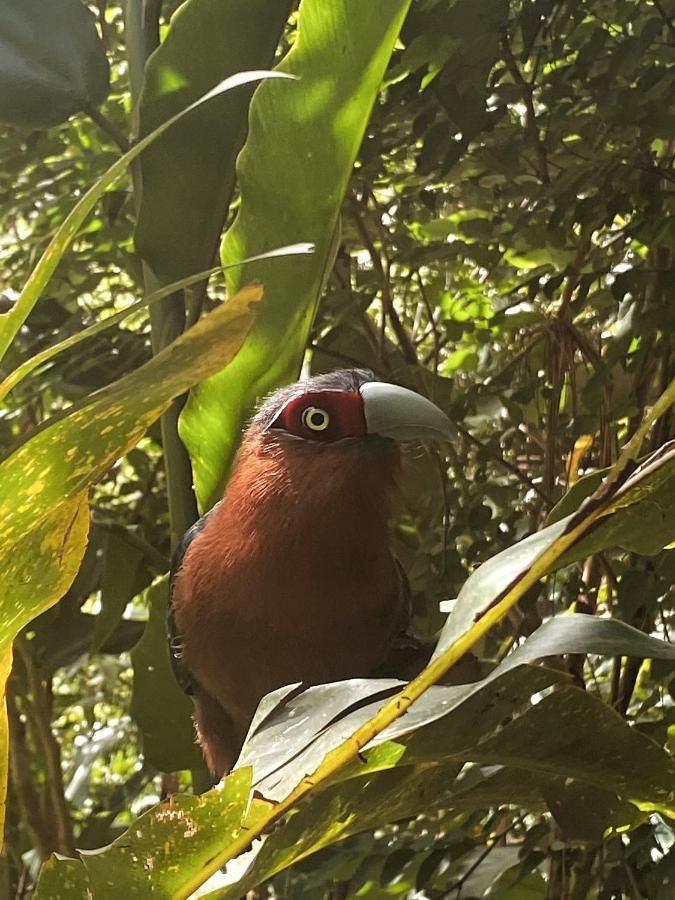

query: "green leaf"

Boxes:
[0, 287, 259, 839]
[198, 679, 672, 897]
[544, 782, 643, 842]
[435, 441, 675, 657]
[0, 496, 89, 837]
[546, 467, 607, 524]
[462, 686, 675, 814]
[181, 0, 414, 509]
[0, 0, 109, 126]
[130, 577, 202, 772]
[0, 70, 285, 363]
[236, 613, 675, 802]
[0, 284, 261, 555]
[0, 243, 312, 404]
[135, 0, 293, 283]
[35, 768, 253, 899]
[91, 529, 144, 653]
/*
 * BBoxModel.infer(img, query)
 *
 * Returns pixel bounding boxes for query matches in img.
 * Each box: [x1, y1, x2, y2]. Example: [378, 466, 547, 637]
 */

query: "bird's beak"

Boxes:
[360, 382, 455, 442]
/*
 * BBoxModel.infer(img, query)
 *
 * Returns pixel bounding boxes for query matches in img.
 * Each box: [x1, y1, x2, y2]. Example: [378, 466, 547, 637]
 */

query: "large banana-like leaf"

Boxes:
[181, 0, 414, 509]
[235, 613, 675, 802]
[135, 0, 293, 283]
[435, 440, 675, 657]
[0, 0, 109, 126]
[34, 613, 675, 897]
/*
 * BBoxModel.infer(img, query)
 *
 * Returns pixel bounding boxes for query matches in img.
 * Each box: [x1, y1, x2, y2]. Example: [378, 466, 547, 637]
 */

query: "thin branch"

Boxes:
[456, 422, 554, 507]
[83, 103, 130, 154]
[501, 35, 550, 184]
[652, 0, 675, 39]
[349, 196, 418, 365]
[415, 270, 441, 376]
[14, 638, 76, 857]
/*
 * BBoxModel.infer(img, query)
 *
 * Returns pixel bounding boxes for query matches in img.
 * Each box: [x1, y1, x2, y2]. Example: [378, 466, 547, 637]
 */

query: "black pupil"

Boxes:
[309, 411, 325, 427]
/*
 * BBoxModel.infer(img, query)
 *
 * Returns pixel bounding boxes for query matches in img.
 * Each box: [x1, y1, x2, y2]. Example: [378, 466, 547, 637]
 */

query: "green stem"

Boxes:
[125, 0, 198, 542]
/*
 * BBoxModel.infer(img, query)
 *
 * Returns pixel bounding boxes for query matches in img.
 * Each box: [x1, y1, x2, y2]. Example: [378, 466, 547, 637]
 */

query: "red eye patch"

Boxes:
[269, 390, 367, 442]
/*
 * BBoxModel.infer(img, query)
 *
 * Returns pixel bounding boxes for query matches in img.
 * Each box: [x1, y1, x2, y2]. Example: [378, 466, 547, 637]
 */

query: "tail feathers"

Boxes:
[193, 689, 240, 780]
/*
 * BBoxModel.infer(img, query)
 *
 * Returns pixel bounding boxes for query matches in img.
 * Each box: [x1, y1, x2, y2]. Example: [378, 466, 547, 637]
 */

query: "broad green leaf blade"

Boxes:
[0, 284, 261, 554]
[543, 781, 644, 843]
[34, 857, 92, 899]
[35, 768, 253, 899]
[0, 0, 109, 126]
[135, 0, 293, 283]
[0, 495, 89, 838]
[181, 0, 413, 509]
[0, 498, 90, 654]
[435, 440, 675, 657]
[452, 686, 675, 814]
[130, 577, 202, 772]
[0, 71, 285, 363]
[242, 666, 558, 802]
[204, 683, 673, 897]
[236, 613, 675, 801]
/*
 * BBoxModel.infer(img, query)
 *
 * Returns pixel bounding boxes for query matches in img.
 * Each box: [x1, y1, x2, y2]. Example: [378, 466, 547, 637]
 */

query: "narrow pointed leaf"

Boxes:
[0, 71, 283, 363]
[0, 243, 312, 404]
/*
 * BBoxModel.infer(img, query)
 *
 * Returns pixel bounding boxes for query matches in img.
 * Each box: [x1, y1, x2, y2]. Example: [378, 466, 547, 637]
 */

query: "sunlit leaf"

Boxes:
[181, 0, 414, 509]
[135, 0, 293, 283]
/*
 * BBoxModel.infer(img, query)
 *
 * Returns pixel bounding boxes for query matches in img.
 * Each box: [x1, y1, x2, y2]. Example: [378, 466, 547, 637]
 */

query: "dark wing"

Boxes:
[167, 503, 221, 696]
[373, 558, 435, 680]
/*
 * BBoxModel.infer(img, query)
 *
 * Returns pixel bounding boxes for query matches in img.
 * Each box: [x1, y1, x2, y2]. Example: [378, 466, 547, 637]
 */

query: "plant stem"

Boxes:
[125, 0, 199, 545]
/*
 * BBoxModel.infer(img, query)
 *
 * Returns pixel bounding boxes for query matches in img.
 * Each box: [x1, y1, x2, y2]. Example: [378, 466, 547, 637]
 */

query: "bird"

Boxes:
[168, 368, 454, 779]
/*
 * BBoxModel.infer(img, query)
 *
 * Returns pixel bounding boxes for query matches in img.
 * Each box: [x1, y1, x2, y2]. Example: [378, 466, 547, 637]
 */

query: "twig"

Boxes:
[456, 422, 554, 507]
[350, 196, 418, 365]
[501, 34, 550, 184]
[83, 103, 130, 154]
[14, 639, 76, 857]
[415, 270, 441, 376]
[653, 0, 675, 39]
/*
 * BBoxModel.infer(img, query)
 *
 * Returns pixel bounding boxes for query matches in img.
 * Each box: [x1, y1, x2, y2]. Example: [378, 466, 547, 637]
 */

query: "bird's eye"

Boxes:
[302, 406, 330, 432]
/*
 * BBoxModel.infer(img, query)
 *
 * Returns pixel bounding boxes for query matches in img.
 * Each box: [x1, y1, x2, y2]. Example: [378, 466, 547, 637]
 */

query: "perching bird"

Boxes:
[168, 368, 454, 778]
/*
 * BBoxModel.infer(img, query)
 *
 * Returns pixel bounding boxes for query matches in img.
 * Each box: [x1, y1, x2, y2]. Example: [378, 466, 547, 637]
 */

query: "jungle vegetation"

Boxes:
[0, 1, 674, 897]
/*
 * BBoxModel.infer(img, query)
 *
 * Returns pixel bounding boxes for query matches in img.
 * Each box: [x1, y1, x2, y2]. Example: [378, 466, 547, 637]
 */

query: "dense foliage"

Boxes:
[1, 0, 674, 897]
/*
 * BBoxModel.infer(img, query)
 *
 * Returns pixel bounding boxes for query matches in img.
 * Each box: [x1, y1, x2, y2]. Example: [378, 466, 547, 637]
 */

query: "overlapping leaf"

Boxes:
[435, 440, 675, 657]
[0, 0, 109, 127]
[0, 496, 89, 836]
[135, 0, 293, 283]
[0, 286, 260, 840]
[181, 0, 415, 509]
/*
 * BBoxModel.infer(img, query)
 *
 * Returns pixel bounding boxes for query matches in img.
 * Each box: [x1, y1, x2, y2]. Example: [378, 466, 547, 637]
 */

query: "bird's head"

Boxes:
[249, 368, 454, 448]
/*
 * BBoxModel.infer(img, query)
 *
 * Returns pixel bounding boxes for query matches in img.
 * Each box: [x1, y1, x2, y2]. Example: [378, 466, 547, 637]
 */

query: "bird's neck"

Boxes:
[218, 433, 399, 546]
